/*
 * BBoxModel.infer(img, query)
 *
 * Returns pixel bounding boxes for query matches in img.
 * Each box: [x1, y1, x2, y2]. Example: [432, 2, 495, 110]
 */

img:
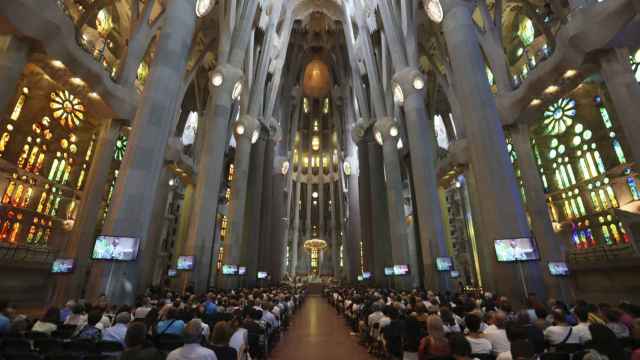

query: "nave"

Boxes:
[271, 294, 374, 360]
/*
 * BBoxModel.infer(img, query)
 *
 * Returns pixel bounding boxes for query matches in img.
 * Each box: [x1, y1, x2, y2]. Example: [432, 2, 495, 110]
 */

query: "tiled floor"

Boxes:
[271, 295, 376, 360]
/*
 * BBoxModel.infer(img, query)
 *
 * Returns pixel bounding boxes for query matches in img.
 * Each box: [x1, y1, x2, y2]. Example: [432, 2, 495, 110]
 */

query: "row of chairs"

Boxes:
[0, 335, 123, 360]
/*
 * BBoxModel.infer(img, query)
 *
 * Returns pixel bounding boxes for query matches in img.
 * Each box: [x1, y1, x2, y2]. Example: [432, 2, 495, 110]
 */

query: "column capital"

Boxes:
[373, 117, 401, 146]
[210, 64, 244, 95]
[233, 114, 261, 142]
[392, 67, 426, 101]
[351, 117, 373, 144]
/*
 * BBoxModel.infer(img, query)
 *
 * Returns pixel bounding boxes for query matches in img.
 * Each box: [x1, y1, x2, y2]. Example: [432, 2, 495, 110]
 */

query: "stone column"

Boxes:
[52, 118, 119, 305]
[257, 138, 275, 278]
[345, 147, 361, 283]
[329, 172, 339, 277]
[95, 0, 196, 304]
[269, 159, 286, 282]
[394, 68, 449, 290]
[511, 124, 568, 300]
[223, 115, 260, 288]
[304, 179, 312, 274]
[290, 180, 301, 276]
[442, 0, 541, 300]
[185, 65, 243, 294]
[375, 118, 416, 289]
[357, 136, 374, 278]
[242, 133, 266, 287]
[0, 35, 29, 114]
[599, 48, 640, 164]
[367, 135, 394, 286]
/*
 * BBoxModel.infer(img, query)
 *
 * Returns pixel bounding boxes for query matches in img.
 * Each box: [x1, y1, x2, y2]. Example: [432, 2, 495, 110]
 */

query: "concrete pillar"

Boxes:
[242, 133, 266, 287]
[290, 180, 301, 276]
[375, 118, 417, 289]
[185, 65, 243, 294]
[0, 35, 29, 114]
[357, 137, 374, 278]
[511, 124, 569, 301]
[367, 136, 394, 286]
[269, 160, 286, 282]
[394, 68, 449, 290]
[52, 119, 119, 305]
[599, 48, 640, 164]
[174, 184, 195, 292]
[329, 174, 339, 278]
[345, 148, 361, 283]
[223, 115, 260, 288]
[442, 0, 539, 300]
[257, 138, 275, 279]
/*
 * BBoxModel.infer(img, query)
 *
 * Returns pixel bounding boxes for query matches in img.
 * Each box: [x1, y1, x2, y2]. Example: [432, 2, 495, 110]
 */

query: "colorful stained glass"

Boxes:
[598, 107, 613, 129]
[606, 186, 618, 207]
[631, 49, 640, 82]
[518, 17, 535, 46]
[114, 135, 127, 161]
[627, 176, 640, 200]
[612, 139, 627, 164]
[543, 98, 576, 135]
[50, 90, 85, 129]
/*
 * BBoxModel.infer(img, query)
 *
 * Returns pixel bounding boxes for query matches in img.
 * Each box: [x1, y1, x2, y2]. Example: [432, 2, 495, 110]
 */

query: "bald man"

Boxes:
[167, 319, 217, 360]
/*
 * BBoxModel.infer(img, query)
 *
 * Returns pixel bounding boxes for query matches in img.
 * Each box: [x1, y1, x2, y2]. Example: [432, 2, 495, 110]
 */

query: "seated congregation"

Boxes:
[326, 287, 640, 360]
[0, 286, 305, 359]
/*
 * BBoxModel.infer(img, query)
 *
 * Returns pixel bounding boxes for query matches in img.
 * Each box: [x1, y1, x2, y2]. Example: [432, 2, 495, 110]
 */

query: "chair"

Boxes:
[154, 334, 183, 353]
[2, 352, 42, 360]
[555, 343, 583, 353]
[471, 354, 495, 360]
[25, 332, 50, 341]
[96, 340, 123, 355]
[63, 339, 96, 355]
[44, 353, 84, 360]
[1, 337, 32, 353]
[540, 352, 571, 360]
[33, 338, 63, 355]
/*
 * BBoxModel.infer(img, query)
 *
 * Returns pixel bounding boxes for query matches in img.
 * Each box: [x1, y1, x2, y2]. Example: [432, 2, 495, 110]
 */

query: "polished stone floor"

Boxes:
[271, 295, 375, 360]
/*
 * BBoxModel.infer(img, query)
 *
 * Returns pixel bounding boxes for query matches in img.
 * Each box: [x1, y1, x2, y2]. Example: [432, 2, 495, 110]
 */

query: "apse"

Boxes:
[302, 59, 331, 98]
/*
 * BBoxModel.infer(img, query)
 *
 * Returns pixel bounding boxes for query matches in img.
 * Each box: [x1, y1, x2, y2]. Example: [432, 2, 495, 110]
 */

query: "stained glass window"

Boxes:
[631, 49, 640, 82]
[50, 90, 85, 129]
[612, 139, 627, 164]
[518, 17, 535, 46]
[181, 111, 198, 146]
[434, 114, 449, 149]
[627, 176, 640, 200]
[543, 98, 576, 135]
[114, 135, 128, 161]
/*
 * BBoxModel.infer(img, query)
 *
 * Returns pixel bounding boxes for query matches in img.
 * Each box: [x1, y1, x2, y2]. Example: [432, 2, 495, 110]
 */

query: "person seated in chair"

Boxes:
[167, 319, 217, 360]
[103, 312, 131, 346]
[75, 310, 103, 341]
[120, 322, 162, 360]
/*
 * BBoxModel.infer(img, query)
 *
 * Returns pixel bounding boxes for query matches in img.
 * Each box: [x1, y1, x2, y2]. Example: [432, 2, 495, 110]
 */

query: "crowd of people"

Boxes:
[0, 286, 305, 359]
[326, 287, 640, 360]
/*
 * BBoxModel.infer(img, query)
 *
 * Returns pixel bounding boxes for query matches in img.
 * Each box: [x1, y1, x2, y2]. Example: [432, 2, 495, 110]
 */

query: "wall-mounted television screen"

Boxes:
[384, 267, 394, 276]
[238, 267, 247, 275]
[362, 272, 371, 279]
[177, 256, 194, 270]
[450, 270, 460, 278]
[167, 269, 177, 278]
[548, 262, 569, 276]
[257, 271, 268, 279]
[92, 236, 140, 261]
[393, 264, 410, 276]
[494, 238, 539, 262]
[51, 259, 75, 274]
[436, 257, 453, 271]
[222, 264, 238, 275]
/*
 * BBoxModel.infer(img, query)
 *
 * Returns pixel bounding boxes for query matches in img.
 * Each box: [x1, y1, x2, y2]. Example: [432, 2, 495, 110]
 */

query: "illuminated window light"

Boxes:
[563, 69, 577, 78]
[530, 99, 542, 106]
[50, 60, 65, 69]
[544, 85, 559, 94]
[70, 77, 85, 86]
[88, 92, 100, 99]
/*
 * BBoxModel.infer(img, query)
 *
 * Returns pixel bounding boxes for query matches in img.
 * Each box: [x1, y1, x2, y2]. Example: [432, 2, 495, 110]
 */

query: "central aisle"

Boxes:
[271, 295, 376, 360]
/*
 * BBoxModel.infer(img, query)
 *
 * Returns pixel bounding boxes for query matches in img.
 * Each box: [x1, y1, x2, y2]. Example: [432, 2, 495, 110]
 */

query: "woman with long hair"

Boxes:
[418, 315, 451, 360]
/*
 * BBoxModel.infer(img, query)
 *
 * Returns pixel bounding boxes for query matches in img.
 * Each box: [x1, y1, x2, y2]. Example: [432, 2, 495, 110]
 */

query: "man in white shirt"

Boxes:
[572, 306, 592, 344]
[483, 311, 511, 354]
[167, 319, 217, 360]
[544, 309, 580, 345]
[102, 312, 130, 346]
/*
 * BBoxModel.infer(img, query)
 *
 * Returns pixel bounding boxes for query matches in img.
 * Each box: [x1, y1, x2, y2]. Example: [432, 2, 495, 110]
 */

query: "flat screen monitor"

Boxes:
[51, 259, 75, 274]
[494, 238, 539, 262]
[450, 270, 460, 278]
[384, 267, 394, 276]
[238, 267, 247, 275]
[222, 264, 238, 275]
[393, 264, 410, 276]
[548, 262, 569, 276]
[362, 272, 371, 279]
[257, 271, 268, 279]
[92, 235, 140, 261]
[167, 269, 177, 278]
[436, 257, 453, 271]
[177, 256, 194, 270]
